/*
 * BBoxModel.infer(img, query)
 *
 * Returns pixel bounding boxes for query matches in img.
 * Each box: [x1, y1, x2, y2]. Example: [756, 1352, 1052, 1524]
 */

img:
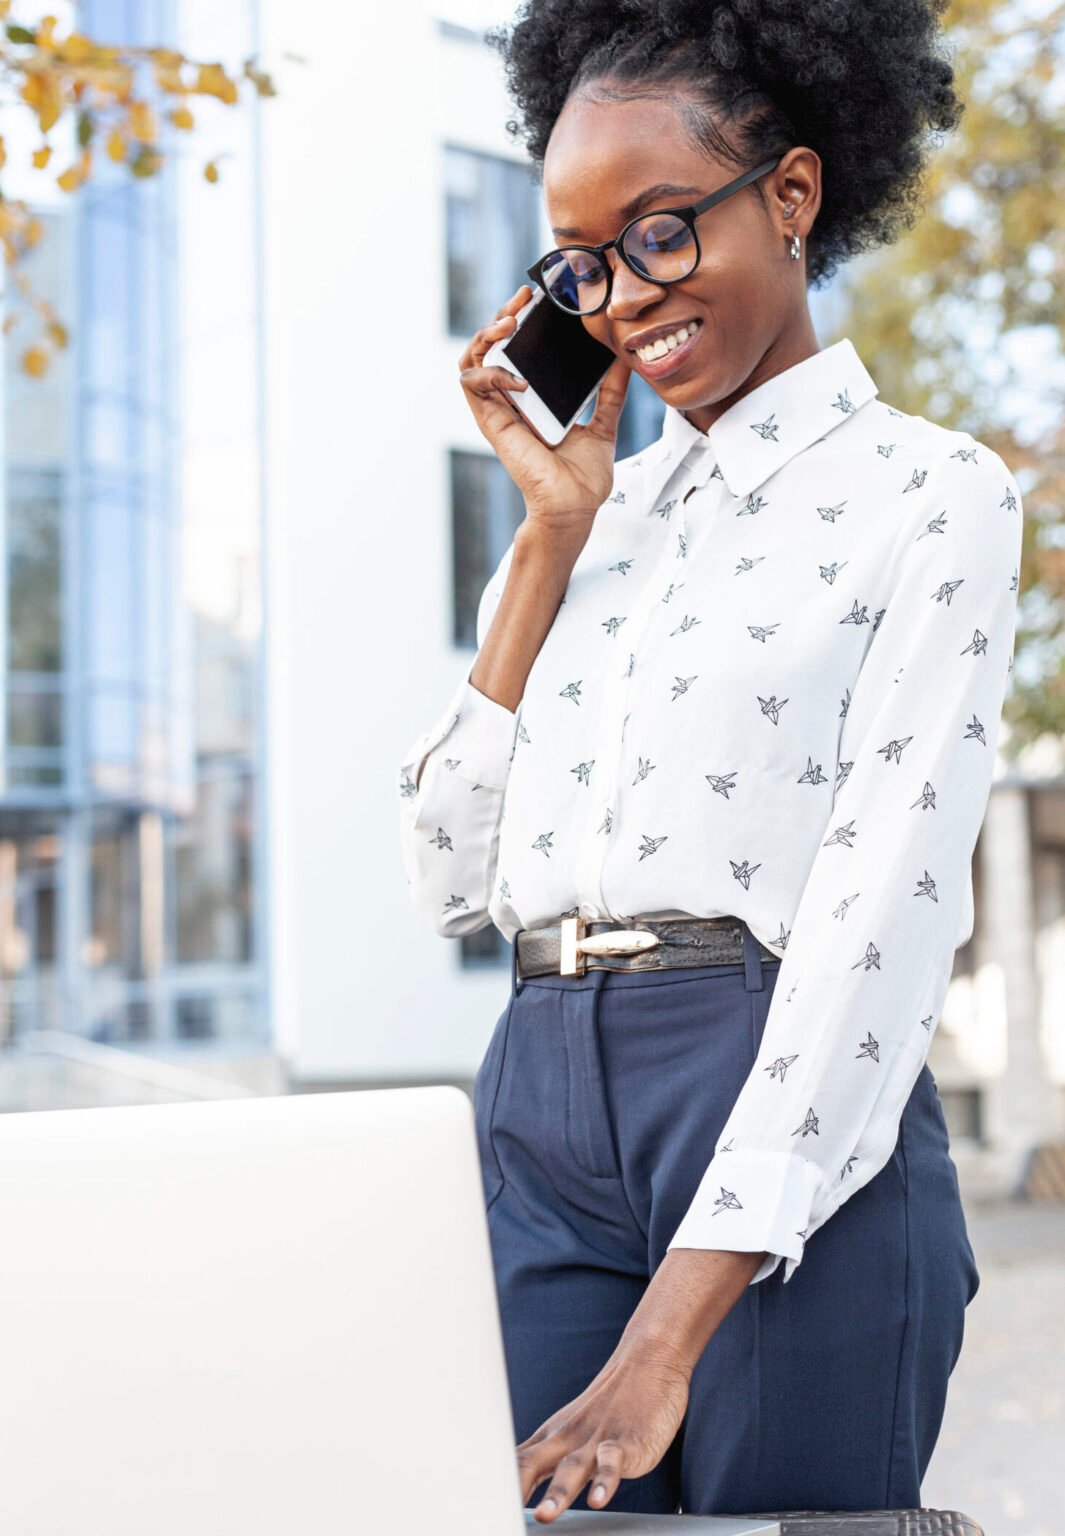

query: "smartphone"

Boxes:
[482, 287, 616, 446]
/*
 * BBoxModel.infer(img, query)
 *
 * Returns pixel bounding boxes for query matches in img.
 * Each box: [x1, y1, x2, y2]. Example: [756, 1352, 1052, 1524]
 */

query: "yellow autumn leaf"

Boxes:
[24, 217, 44, 248]
[32, 144, 52, 168]
[196, 62, 238, 103]
[170, 103, 194, 130]
[46, 319, 69, 349]
[22, 346, 50, 378]
[3, 314, 19, 336]
[55, 32, 96, 63]
[204, 159, 219, 183]
[106, 127, 125, 161]
[128, 100, 157, 141]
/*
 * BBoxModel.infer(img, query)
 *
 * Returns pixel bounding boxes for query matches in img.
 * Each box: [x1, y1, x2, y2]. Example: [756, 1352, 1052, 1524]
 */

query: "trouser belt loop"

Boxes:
[742, 921, 764, 993]
[511, 930, 526, 997]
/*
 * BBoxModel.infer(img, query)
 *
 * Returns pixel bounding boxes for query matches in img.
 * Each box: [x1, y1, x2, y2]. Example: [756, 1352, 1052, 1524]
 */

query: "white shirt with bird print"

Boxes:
[397, 335, 1024, 1287]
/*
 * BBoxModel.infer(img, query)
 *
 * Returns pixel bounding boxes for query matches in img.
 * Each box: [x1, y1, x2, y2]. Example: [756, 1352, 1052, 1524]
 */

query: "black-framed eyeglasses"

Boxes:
[526, 156, 783, 317]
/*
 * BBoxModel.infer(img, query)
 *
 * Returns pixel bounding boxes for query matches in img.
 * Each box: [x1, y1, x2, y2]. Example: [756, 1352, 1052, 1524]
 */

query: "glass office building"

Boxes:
[0, 0, 267, 1044]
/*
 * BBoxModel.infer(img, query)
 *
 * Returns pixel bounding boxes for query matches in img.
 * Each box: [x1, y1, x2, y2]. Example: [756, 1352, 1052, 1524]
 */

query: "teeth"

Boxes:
[636, 321, 699, 363]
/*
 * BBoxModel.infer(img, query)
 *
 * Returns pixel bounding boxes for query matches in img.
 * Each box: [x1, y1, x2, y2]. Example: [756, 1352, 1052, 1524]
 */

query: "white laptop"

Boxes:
[0, 1085, 780, 1536]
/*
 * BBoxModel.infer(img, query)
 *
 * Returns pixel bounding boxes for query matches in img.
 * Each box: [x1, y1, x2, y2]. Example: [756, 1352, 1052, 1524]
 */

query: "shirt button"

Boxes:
[579, 900, 601, 920]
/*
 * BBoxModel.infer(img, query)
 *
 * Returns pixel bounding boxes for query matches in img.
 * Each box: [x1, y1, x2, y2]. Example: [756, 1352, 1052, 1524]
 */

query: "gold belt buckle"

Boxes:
[559, 915, 662, 976]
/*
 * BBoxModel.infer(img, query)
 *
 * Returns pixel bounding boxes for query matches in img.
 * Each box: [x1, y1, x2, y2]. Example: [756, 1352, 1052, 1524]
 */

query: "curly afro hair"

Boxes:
[484, 0, 964, 289]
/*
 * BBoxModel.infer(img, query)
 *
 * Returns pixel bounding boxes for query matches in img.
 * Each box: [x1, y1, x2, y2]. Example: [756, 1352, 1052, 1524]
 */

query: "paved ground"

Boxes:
[921, 1197, 1065, 1536]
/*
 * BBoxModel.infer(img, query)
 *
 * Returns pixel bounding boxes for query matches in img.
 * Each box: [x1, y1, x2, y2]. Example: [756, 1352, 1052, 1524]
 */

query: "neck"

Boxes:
[681, 313, 822, 436]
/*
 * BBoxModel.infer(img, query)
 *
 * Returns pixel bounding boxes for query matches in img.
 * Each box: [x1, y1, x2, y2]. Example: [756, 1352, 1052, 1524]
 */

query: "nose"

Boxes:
[603, 246, 668, 322]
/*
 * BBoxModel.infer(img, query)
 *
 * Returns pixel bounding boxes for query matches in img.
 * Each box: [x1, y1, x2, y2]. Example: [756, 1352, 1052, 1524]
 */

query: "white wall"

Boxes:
[259, 1, 534, 1078]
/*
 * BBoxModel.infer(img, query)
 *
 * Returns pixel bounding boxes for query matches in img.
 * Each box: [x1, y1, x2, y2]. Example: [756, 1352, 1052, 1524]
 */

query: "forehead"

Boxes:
[543, 92, 726, 235]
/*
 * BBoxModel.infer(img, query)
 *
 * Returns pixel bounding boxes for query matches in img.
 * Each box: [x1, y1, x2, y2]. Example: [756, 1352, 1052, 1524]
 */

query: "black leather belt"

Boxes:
[515, 914, 779, 979]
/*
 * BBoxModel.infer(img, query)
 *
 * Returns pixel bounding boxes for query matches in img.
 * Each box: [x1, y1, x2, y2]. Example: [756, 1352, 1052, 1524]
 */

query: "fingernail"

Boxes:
[592, 1485, 606, 1501]
[540, 1498, 556, 1513]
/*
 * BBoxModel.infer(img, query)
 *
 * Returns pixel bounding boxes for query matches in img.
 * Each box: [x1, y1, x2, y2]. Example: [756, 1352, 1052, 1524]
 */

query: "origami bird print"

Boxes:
[820, 561, 849, 584]
[608, 558, 634, 575]
[653, 499, 676, 520]
[602, 615, 627, 636]
[964, 714, 987, 744]
[633, 756, 656, 785]
[841, 600, 870, 626]
[832, 893, 860, 919]
[751, 412, 780, 441]
[933, 579, 964, 605]
[736, 555, 767, 574]
[792, 1108, 820, 1138]
[708, 1187, 744, 1217]
[951, 447, 979, 464]
[678, 533, 687, 559]
[840, 1155, 858, 1179]
[517, 721, 532, 744]
[852, 941, 882, 972]
[730, 858, 761, 888]
[817, 502, 847, 522]
[671, 674, 698, 700]
[921, 1014, 935, 1031]
[500, 877, 511, 898]
[823, 819, 858, 849]
[559, 680, 583, 704]
[670, 614, 701, 635]
[915, 870, 939, 902]
[765, 1054, 799, 1082]
[718, 1137, 735, 1153]
[758, 694, 789, 724]
[442, 894, 469, 913]
[773, 923, 791, 949]
[598, 808, 613, 835]
[877, 443, 899, 457]
[571, 760, 594, 786]
[1002, 485, 1018, 512]
[740, 492, 769, 516]
[705, 771, 738, 798]
[625, 651, 636, 677]
[917, 512, 949, 540]
[398, 771, 416, 800]
[903, 468, 928, 492]
[878, 736, 914, 764]
[832, 388, 855, 413]
[661, 580, 685, 603]
[748, 622, 780, 642]
[961, 629, 989, 657]
[637, 834, 668, 861]
[429, 827, 453, 852]
[911, 782, 936, 810]
[532, 832, 555, 857]
[606, 489, 626, 504]
[835, 760, 854, 792]
[856, 1031, 880, 1062]
[798, 758, 829, 786]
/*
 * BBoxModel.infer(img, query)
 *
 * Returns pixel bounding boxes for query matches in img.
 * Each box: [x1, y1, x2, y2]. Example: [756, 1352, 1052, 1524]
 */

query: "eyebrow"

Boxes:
[551, 182, 705, 241]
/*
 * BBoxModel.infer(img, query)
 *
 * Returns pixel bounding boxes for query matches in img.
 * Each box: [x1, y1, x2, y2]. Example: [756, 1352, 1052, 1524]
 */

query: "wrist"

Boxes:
[622, 1248, 770, 1375]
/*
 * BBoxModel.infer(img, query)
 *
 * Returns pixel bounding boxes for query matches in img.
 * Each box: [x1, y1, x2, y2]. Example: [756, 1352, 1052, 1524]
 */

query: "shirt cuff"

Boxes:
[401, 668, 521, 794]
[664, 1149, 833, 1287]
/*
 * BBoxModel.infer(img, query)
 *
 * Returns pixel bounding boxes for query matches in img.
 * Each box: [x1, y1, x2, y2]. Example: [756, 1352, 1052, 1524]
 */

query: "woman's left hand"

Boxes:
[516, 1245, 769, 1521]
[516, 1333, 690, 1521]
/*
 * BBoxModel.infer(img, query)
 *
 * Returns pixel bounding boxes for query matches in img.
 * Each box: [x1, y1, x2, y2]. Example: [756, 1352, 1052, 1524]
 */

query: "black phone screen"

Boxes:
[501, 295, 616, 425]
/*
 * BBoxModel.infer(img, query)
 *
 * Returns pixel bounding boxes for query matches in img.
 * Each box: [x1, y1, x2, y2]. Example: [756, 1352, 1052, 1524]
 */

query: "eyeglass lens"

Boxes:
[542, 212, 698, 313]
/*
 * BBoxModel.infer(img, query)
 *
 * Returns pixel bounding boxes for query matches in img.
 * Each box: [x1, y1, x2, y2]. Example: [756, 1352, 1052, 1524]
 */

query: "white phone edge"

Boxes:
[482, 292, 606, 447]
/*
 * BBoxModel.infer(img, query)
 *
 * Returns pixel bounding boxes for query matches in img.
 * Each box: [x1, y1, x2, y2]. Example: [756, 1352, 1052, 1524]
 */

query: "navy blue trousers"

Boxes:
[472, 921, 981, 1517]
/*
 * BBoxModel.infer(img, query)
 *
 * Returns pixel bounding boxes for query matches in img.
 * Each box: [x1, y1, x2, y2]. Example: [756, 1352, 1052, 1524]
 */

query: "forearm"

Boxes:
[468, 519, 592, 715]
[620, 1248, 769, 1376]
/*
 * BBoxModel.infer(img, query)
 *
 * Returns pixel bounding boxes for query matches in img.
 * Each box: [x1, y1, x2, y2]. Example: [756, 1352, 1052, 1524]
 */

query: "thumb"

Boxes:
[586, 352, 631, 440]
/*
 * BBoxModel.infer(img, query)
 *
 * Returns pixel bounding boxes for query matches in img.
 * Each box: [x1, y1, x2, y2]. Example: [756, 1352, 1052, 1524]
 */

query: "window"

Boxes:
[450, 449, 526, 648]
[445, 145, 542, 338]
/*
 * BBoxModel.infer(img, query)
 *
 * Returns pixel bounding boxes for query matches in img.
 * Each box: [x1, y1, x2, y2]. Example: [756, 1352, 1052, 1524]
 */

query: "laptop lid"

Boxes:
[0, 1085, 525, 1536]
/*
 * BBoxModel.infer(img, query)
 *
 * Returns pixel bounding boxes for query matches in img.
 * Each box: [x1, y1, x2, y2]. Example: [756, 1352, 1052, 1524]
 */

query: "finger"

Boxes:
[492, 281, 533, 322]
[583, 352, 631, 440]
[530, 1446, 599, 1523]
[586, 1438, 627, 1510]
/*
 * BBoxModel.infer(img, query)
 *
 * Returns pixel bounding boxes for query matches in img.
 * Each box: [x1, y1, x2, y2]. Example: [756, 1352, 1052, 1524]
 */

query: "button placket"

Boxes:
[573, 447, 720, 919]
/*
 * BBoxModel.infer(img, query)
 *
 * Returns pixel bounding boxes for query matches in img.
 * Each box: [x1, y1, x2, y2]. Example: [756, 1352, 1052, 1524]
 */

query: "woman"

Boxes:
[398, 0, 1023, 1521]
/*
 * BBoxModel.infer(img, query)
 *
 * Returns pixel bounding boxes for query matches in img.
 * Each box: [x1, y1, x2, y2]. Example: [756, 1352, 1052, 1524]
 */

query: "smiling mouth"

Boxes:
[629, 318, 703, 379]
[631, 319, 701, 363]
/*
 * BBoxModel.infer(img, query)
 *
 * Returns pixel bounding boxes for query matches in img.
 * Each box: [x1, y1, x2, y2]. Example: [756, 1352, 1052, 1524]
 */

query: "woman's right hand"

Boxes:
[458, 283, 632, 533]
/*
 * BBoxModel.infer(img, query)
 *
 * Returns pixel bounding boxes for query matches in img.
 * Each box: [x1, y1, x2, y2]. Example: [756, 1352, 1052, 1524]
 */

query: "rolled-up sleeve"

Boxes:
[666, 442, 1024, 1285]
[397, 542, 520, 936]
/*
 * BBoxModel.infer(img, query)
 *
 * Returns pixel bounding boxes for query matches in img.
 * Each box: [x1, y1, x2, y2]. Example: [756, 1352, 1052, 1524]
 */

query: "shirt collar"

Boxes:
[641, 337, 878, 501]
